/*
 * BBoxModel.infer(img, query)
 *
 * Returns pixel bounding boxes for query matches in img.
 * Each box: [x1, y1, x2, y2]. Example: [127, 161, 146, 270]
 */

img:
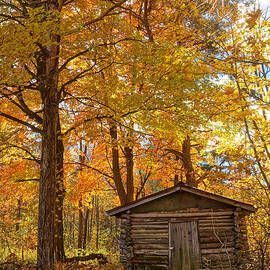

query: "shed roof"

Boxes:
[107, 182, 256, 216]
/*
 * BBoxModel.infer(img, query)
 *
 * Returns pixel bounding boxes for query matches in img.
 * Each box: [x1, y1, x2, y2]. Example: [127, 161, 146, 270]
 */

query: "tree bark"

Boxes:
[37, 79, 58, 269]
[124, 146, 134, 203]
[174, 155, 180, 185]
[82, 208, 90, 249]
[88, 196, 94, 243]
[95, 196, 99, 250]
[37, 1, 60, 268]
[55, 119, 65, 261]
[109, 124, 127, 205]
[182, 136, 197, 187]
[15, 197, 22, 232]
[78, 198, 83, 250]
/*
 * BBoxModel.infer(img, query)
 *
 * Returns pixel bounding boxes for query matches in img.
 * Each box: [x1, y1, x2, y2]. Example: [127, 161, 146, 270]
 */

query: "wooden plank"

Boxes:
[131, 234, 168, 239]
[133, 249, 169, 256]
[132, 215, 233, 222]
[199, 219, 233, 224]
[181, 186, 255, 212]
[169, 221, 201, 270]
[134, 244, 169, 250]
[131, 224, 168, 229]
[131, 211, 233, 218]
[200, 236, 235, 244]
[199, 226, 234, 231]
[200, 242, 235, 249]
[201, 247, 235, 255]
[131, 219, 169, 224]
[131, 229, 168, 234]
[131, 255, 168, 264]
[202, 254, 234, 261]
[133, 239, 169, 244]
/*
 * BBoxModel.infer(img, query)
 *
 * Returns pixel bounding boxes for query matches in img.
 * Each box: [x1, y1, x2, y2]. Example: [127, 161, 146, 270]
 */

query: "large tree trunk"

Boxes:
[174, 155, 180, 185]
[37, 1, 60, 268]
[109, 124, 127, 205]
[124, 146, 134, 203]
[55, 120, 65, 261]
[38, 87, 58, 269]
[182, 136, 197, 187]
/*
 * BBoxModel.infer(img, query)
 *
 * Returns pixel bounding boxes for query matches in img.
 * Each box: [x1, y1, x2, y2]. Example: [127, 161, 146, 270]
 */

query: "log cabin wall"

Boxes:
[108, 185, 255, 270]
[120, 211, 133, 270]
[119, 208, 249, 270]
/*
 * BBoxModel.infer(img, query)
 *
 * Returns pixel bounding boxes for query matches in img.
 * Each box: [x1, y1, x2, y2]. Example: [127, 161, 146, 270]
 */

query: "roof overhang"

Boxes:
[107, 183, 256, 216]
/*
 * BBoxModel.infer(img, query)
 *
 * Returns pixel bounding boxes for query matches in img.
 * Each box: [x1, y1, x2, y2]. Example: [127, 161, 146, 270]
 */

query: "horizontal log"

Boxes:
[131, 224, 168, 229]
[133, 244, 168, 250]
[134, 249, 169, 256]
[199, 230, 234, 236]
[131, 234, 167, 239]
[131, 257, 168, 264]
[199, 221, 234, 226]
[200, 236, 235, 243]
[132, 261, 168, 267]
[200, 242, 235, 249]
[131, 230, 168, 234]
[204, 261, 235, 266]
[199, 220, 233, 225]
[131, 255, 168, 262]
[131, 216, 233, 223]
[202, 254, 234, 261]
[133, 239, 169, 244]
[130, 211, 233, 218]
[131, 220, 169, 224]
[201, 247, 235, 255]
[65, 253, 107, 264]
[202, 260, 235, 268]
[199, 226, 234, 231]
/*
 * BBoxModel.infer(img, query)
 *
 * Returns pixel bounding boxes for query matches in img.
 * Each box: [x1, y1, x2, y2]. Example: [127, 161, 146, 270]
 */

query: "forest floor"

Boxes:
[0, 252, 122, 270]
[0, 263, 122, 270]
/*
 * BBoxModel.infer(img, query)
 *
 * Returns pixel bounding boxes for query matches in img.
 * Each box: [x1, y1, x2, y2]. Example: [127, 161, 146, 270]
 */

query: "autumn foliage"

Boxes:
[0, 0, 269, 269]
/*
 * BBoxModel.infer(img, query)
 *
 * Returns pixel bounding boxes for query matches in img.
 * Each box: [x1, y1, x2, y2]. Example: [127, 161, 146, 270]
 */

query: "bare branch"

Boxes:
[62, 115, 110, 137]
[84, 0, 127, 27]
[65, 162, 113, 179]
[15, 178, 39, 183]
[0, 144, 40, 164]
[0, 111, 42, 133]
[59, 49, 90, 72]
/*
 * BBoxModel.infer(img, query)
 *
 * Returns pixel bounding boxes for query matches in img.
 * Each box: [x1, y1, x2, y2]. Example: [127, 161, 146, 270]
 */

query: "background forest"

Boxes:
[0, 0, 269, 269]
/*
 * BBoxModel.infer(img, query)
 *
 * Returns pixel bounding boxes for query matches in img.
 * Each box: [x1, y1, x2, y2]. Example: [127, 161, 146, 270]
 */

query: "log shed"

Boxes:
[107, 182, 256, 270]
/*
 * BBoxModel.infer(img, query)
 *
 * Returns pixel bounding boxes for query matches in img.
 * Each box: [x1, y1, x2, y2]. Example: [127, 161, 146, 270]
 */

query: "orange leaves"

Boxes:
[246, 9, 262, 29]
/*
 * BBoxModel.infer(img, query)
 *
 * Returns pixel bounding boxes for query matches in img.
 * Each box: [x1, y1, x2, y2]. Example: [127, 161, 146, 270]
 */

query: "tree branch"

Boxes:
[15, 178, 40, 183]
[0, 144, 40, 164]
[0, 111, 42, 133]
[65, 162, 113, 179]
[83, 0, 127, 27]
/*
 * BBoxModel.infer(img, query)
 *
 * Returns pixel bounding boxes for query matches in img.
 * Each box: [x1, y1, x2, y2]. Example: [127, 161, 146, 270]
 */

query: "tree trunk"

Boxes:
[174, 155, 180, 185]
[82, 207, 90, 249]
[37, 81, 58, 269]
[109, 124, 127, 205]
[124, 146, 134, 203]
[182, 136, 197, 187]
[88, 196, 94, 243]
[55, 120, 65, 261]
[78, 198, 83, 250]
[37, 1, 60, 268]
[95, 196, 99, 250]
[15, 197, 22, 232]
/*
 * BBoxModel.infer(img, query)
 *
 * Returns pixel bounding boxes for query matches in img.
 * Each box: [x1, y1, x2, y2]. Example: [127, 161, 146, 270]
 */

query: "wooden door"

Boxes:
[169, 221, 201, 270]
